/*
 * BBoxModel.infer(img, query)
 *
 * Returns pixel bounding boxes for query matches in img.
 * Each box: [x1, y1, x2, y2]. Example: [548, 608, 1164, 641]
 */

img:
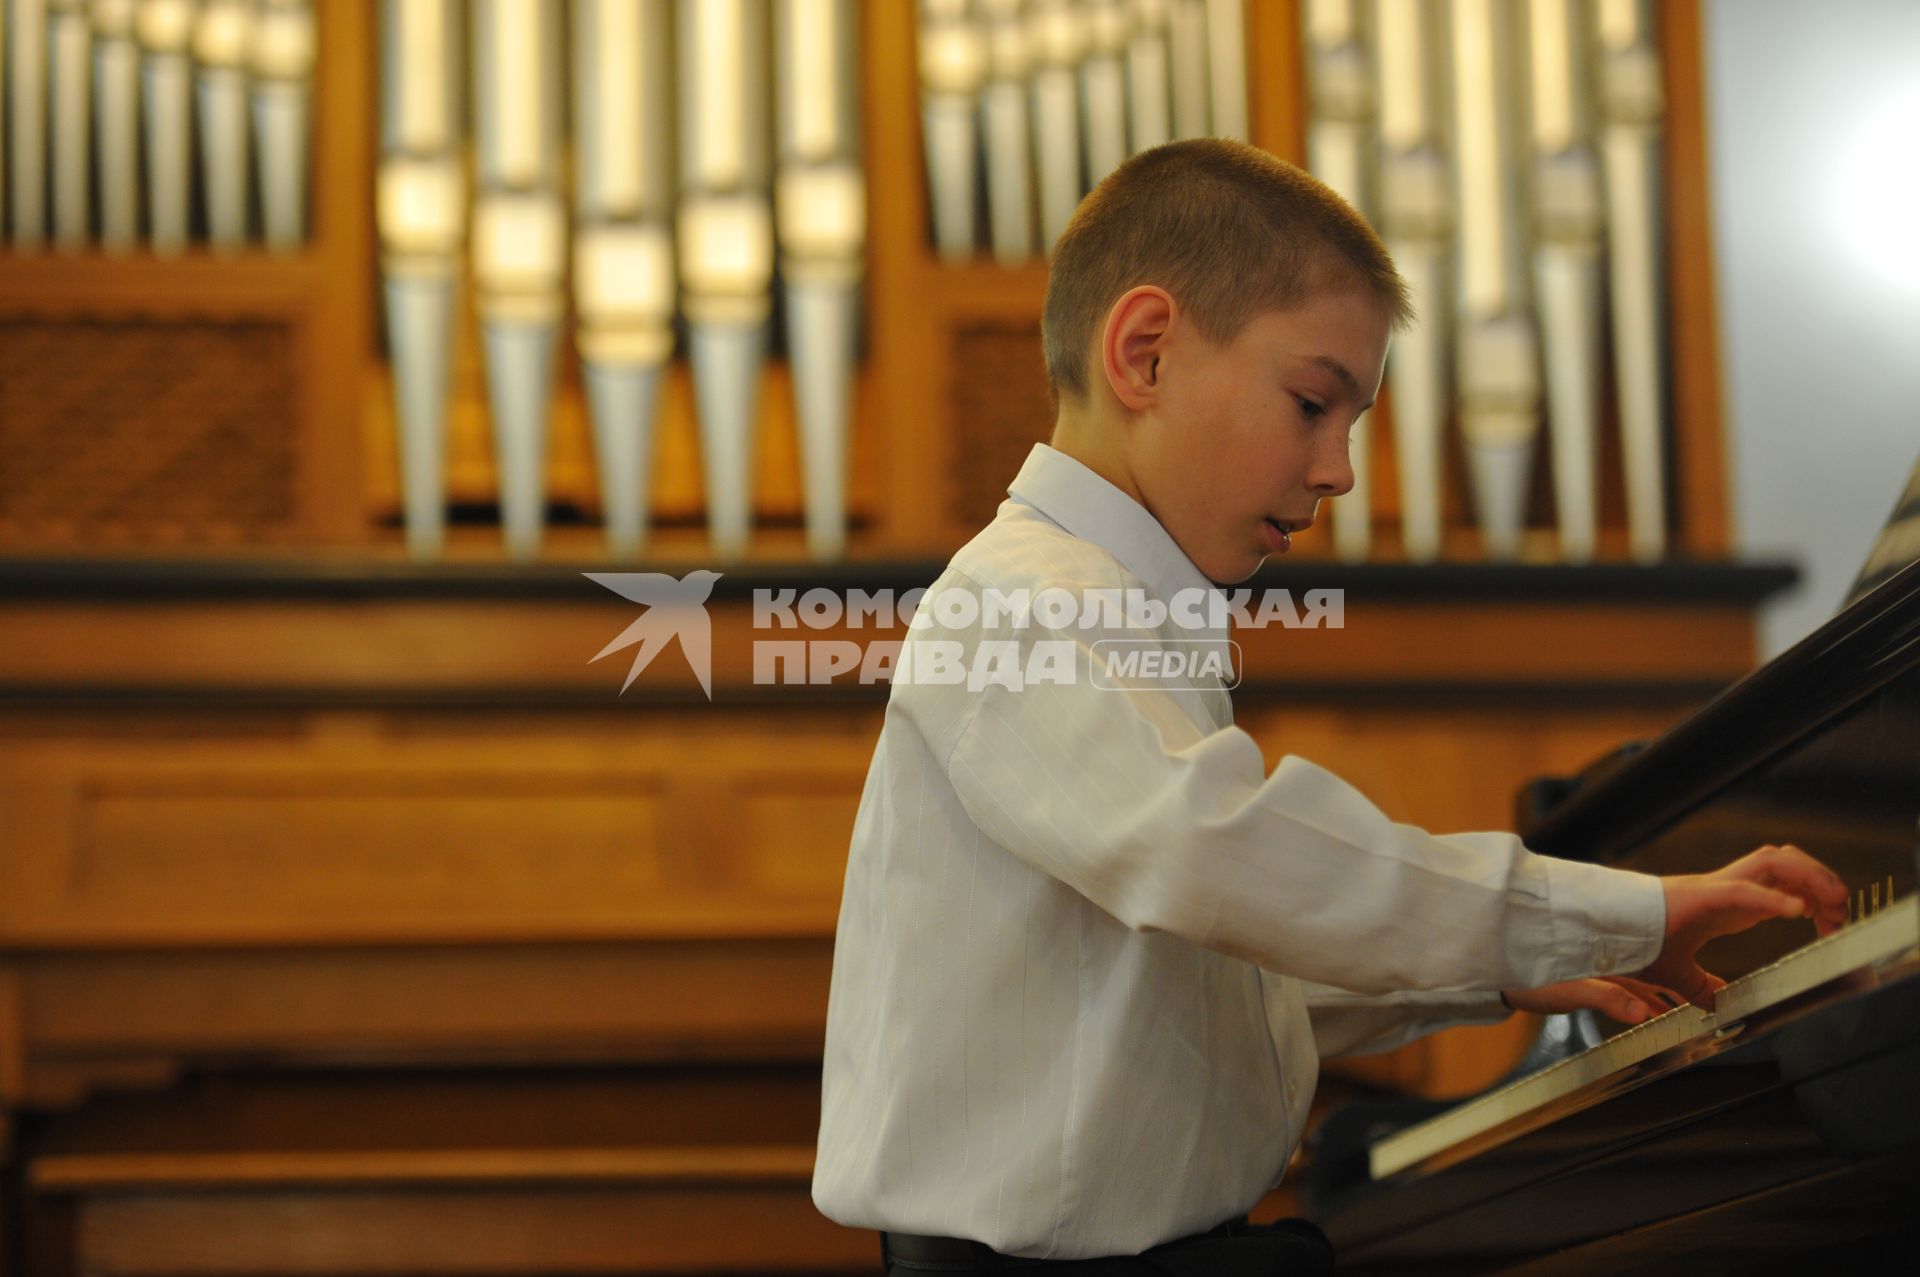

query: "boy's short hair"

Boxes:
[1042, 138, 1413, 405]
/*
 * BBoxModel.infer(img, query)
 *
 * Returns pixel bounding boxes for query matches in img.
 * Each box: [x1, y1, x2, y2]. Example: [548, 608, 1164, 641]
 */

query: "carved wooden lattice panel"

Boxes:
[948, 320, 1052, 528]
[0, 318, 299, 545]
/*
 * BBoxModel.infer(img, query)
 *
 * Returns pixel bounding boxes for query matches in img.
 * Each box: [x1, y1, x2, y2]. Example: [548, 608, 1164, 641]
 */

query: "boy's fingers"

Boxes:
[1602, 982, 1651, 1023]
[1729, 844, 1848, 908]
[1679, 967, 1725, 1010]
[1553, 978, 1651, 1024]
[1702, 880, 1804, 926]
[1641, 958, 1723, 1009]
[1604, 975, 1680, 1011]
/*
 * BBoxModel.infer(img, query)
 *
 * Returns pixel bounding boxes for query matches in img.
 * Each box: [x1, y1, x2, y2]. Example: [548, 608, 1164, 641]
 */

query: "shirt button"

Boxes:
[1594, 952, 1617, 974]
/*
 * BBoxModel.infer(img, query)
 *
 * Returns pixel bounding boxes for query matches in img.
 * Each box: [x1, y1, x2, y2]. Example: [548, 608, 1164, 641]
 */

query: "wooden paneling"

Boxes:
[15, 942, 832, 1083]
[71, 777, 674, 909]
[0, 721, 876, 946]
[1661, 0, 1733, 558]
[0, 969, 23, 1157]
[55, 1179, 868, 1276]
[0, 583, 1766, 702]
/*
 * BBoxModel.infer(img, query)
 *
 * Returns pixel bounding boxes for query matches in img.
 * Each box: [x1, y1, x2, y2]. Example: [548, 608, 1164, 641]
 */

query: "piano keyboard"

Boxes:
[1370, 894, 1920, 1181]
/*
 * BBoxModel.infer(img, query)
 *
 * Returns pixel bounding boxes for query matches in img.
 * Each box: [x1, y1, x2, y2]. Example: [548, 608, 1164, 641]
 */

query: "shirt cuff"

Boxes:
[1454, 989, 1514, 1024]
[1540, 856, 1667, 980]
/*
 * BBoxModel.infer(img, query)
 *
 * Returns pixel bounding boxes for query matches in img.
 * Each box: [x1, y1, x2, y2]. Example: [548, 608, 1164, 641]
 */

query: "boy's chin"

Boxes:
[1211, 552, 1268, 586]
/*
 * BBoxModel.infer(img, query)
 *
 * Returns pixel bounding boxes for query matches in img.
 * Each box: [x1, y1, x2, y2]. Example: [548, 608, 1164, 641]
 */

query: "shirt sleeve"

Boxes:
[1295, 981, 1511, 1059]
[920, 618, 1665, 997]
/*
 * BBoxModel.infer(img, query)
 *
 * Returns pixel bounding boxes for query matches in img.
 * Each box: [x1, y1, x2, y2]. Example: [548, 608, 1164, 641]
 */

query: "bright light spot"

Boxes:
[1835, 87, 1920, 294]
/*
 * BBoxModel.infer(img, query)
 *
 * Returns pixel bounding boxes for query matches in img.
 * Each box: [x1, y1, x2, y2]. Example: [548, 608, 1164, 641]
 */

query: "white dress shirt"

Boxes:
[813, 444, 1665, 1259]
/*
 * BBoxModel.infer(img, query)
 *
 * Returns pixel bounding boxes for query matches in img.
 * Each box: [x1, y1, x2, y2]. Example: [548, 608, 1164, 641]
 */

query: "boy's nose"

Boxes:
[1309, 440, 1356, 498]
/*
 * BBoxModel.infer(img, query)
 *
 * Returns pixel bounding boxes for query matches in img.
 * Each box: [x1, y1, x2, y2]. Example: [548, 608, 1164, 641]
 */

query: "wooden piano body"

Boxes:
[1328, 563, 1920, 1274]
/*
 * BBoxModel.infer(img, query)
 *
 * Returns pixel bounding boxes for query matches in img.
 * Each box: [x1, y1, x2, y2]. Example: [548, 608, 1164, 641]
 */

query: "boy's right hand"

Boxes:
[1637, 844, 1851, 1008]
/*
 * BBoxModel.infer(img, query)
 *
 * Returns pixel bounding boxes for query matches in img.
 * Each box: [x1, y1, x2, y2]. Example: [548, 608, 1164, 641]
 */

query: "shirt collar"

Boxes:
[1006, 443, 1222, 607]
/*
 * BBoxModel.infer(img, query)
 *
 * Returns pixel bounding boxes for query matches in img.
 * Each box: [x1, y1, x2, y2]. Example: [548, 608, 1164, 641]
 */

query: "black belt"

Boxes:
[880, 1215, 1331, 1274]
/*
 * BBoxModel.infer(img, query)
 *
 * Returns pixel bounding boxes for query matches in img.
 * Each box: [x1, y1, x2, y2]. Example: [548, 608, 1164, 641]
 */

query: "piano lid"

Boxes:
[1523, 557, 1920, 868]
[1325, 562, 1920, 1272]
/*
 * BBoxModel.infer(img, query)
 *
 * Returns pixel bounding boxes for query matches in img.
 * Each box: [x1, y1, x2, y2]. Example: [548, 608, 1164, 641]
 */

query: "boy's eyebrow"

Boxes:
[1309, 355, 1362, 400]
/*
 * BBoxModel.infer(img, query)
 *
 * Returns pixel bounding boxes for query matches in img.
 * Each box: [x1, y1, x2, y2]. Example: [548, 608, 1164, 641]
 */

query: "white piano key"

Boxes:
[1714, 895, 1919, 1026]
[1373, 896, 1920, 1182]
[1372, 1000, 1712, 1179]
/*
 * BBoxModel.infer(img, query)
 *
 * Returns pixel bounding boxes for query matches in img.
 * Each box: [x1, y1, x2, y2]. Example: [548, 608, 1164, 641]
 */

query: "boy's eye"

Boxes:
[1295, 395, 1326, 421]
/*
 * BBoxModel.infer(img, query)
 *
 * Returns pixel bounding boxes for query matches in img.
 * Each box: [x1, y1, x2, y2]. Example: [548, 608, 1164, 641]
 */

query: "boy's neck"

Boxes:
[1049, 410, 1146, 508]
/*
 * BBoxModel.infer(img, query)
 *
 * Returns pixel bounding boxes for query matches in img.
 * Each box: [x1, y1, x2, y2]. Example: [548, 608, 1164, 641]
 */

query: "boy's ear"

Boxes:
[1101, 286, 1175, 411]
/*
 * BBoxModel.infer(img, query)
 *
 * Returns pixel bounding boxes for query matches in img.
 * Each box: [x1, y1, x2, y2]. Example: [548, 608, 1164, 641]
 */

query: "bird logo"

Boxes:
[584, 570, 723, 699]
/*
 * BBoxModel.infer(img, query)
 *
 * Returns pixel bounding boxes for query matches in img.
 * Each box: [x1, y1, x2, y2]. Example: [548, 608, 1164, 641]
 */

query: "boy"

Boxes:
[812, 139, 1846, 1274]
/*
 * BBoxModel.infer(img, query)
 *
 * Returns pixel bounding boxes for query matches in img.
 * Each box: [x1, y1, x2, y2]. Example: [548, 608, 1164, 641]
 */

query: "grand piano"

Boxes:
[1324, 559, 1920, 1273]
